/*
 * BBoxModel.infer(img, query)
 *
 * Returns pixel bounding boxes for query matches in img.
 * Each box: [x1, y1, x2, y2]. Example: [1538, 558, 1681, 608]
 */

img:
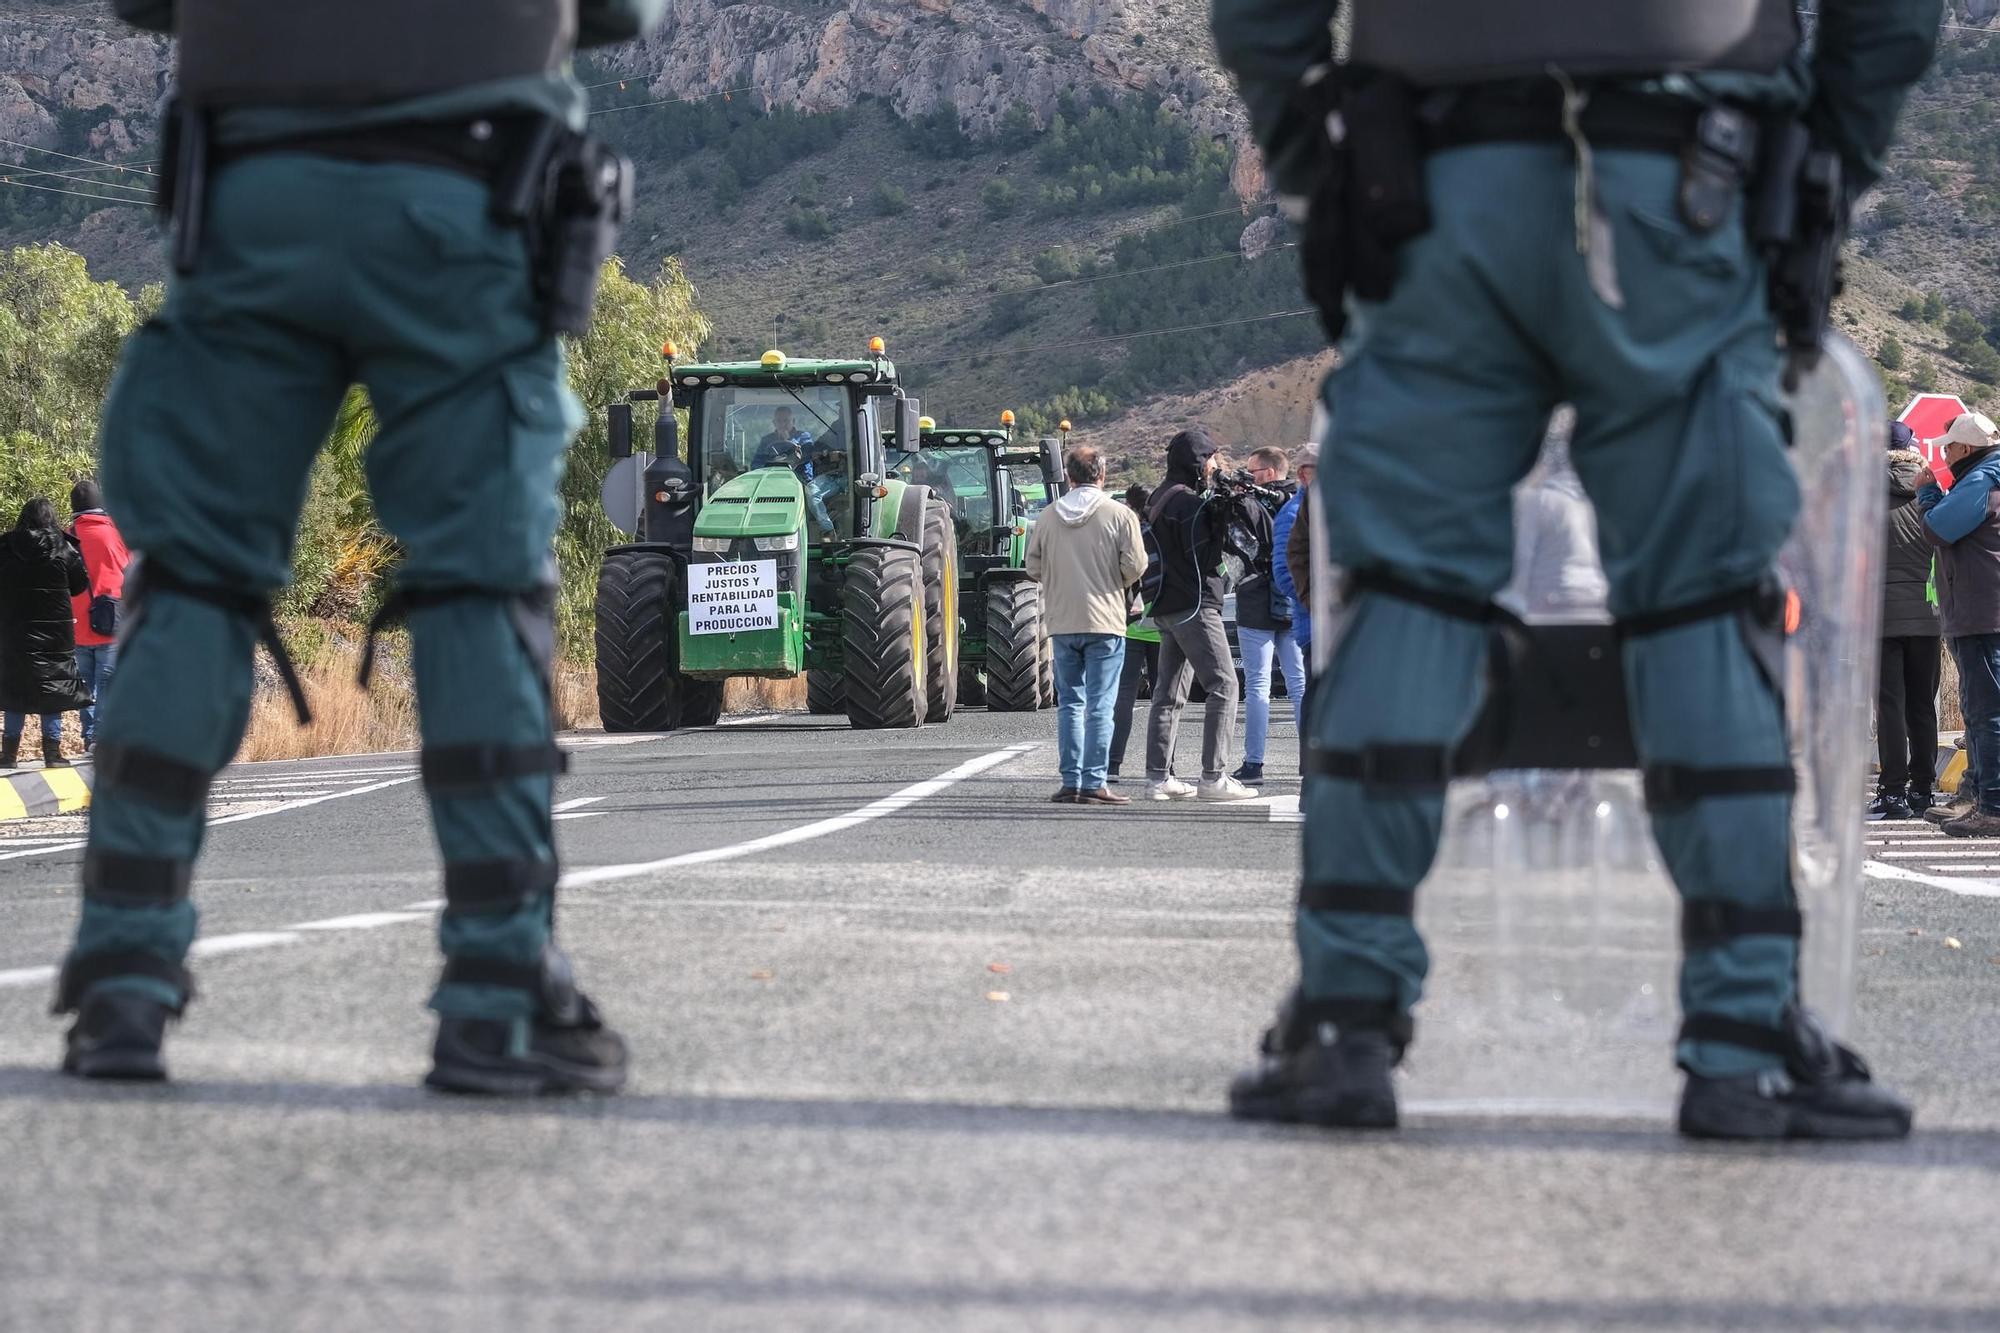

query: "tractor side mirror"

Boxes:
[607, 402, 633, 459]
[653, 406, 680, 460]
[896, 397, 923, 453]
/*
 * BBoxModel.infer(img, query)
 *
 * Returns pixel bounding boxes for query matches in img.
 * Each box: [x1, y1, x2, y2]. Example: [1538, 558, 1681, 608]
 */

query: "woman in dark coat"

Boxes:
[1876, 435, 1944, 819]
[0, 496, 91, 768]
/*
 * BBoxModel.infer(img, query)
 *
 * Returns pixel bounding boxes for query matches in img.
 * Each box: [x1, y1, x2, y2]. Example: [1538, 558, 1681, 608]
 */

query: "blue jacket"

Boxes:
[1272, 491, 1309, 647]
[1918, 446, 2000, 637]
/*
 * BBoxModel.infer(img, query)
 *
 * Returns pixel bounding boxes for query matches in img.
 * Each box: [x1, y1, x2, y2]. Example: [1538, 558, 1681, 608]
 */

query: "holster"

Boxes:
[1289, 67, 1433, 343]
[154, 99, 212, 276]
[492, 122, 634, 336]
[1750, 120, 1844, 389]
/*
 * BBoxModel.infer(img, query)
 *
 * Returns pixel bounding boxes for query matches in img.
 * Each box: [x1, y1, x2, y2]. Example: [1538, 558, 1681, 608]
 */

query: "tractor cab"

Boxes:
[595, 337, 961, 732]
[889, 421, 1015, 558]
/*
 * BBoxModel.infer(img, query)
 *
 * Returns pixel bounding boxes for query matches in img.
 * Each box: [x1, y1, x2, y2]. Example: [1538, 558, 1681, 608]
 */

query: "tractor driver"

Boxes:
[751, 407, 816, 472]
[806, 433, 847, 542]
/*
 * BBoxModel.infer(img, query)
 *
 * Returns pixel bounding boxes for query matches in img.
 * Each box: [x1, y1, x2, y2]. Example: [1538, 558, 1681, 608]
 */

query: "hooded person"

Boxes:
[1918, 410, 2000, 835]
[1025, 444, 1148, 803]
[1874, 423, 1941, 821]
[1142, 427, 1257, 802]
[0, 496, 91, 768]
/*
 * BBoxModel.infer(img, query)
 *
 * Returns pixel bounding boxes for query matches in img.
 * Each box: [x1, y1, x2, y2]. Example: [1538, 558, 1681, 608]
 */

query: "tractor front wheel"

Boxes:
[595, 548, 686, 732]
[983, 579, 1042, 712]
[842, 546, 928, 729]
[920, 500, 960, 723]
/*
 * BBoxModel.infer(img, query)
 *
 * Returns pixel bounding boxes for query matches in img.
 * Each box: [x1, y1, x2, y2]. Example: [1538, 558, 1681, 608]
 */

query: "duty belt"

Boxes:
[1420, 84, 1704, 155]
[212, 114, 541, 183]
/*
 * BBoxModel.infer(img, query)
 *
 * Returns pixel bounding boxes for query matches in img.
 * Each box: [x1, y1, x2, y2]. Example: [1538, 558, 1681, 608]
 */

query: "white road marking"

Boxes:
[1864, 860, 2000, 897]
[291, 911, 430, 932]
[559, 743, 1036, 890]
[1876, 849, 2000, 860]
[0, 773, 422, 863]
[716, 712, 785, 726]
[553, 797, 605, 813]
[0, 748, 1040, 987]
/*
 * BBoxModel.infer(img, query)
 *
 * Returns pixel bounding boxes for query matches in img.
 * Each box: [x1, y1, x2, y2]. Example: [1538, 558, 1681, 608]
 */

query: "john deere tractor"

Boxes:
[593, 339, 959, 730]
[888, 413, 1066, 711]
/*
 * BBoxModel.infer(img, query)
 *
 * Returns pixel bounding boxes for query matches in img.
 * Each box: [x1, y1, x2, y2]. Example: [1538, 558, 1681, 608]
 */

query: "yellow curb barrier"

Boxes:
[0, 765, 92, 820]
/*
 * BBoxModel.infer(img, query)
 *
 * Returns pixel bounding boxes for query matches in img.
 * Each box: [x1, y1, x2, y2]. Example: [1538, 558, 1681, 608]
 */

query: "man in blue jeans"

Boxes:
[1025, 445, 1147, 805]
[1919, 411, 2000, 836]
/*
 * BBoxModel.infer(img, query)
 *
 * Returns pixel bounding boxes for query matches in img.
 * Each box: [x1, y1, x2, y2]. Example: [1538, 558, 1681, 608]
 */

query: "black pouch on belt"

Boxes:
[493, 121, 634, 336]
[1284, 69, 1351, 343]
[153, 99, 212, 276]
[1342, 73, 1431, 303]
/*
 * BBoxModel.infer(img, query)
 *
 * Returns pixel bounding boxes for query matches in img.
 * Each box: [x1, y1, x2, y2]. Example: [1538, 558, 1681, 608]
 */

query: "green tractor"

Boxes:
[887, 413, 1067, 711]
[593, 339, 959, 730]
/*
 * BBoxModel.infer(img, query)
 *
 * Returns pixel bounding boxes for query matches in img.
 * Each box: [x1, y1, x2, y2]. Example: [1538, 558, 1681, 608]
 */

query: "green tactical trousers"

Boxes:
[63, 153, 583, 1022]
[1300, 144, 1801, 1077]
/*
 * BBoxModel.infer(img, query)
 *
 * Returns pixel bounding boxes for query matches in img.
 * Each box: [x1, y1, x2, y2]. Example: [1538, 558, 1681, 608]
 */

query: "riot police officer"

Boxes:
[55, 0, 664, 1093]
[1213, 0, 1939, 1138]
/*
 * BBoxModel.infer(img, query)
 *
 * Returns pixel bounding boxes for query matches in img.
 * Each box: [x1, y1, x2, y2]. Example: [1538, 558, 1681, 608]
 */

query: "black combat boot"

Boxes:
[61, 988, 174, 1081]
[1228, 990, 1405, 1129]
[426, 946, 628, 1096]
[1678, 1006, 1912, 1141]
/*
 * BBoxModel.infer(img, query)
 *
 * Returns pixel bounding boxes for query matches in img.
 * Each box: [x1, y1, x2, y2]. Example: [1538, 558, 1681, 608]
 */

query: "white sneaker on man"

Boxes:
[1147, 777, 1197, 801]
[1197, 776, 1258, 802]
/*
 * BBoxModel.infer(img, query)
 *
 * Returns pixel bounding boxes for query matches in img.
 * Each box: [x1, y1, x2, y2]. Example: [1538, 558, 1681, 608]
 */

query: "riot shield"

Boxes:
[1313, 335, 1883, 1115]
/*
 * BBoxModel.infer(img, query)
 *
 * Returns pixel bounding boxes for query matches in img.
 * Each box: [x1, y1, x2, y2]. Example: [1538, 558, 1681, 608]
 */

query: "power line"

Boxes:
[0, 135, 156, 173]
[0, 161, 154, 196]
[906, 307, 1319, 366]
[0, 175, 149, 206]
[589, 83, 767, 117]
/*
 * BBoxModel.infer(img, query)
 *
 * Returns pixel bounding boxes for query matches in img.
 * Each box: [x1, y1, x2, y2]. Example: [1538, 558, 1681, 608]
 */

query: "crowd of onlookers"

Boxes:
[1888, 409, 2000, 836]
[1025, 429, 1315, 806]
[0, 481, 129, 769]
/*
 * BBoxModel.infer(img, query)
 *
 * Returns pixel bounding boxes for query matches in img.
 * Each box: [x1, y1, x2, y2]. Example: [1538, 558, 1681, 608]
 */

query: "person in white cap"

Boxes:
[1917, 410, 2000, 836]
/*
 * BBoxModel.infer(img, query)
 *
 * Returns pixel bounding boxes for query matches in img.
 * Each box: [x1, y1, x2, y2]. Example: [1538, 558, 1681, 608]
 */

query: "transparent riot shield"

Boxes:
[1312, 336, 1884, 1116]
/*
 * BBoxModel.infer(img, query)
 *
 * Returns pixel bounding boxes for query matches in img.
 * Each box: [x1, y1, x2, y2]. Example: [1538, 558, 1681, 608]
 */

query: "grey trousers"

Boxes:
[1145, 607, 1237, 782]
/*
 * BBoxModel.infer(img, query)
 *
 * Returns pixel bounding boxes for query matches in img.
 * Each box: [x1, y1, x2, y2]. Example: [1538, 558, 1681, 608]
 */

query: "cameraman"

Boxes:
[1144, 427, 1257, 802]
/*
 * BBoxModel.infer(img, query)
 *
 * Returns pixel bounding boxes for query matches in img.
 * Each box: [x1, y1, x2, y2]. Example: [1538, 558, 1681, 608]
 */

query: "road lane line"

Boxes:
[1864, 860, 2000, 897]
[553, 797, 605, 813]
[559, 742, 1037, 890]
[291, 911, 430, 932]
[0, 748, 1040, 986]
[0, 774, 423, 863]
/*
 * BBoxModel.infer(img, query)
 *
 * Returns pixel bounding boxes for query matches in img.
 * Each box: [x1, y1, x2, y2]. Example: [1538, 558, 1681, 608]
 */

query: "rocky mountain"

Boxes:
[16, 3, 2000, 469]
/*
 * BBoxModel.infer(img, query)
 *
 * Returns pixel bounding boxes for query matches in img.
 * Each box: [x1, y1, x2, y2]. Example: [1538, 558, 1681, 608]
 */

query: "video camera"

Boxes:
[1209, 467, 1287, 509]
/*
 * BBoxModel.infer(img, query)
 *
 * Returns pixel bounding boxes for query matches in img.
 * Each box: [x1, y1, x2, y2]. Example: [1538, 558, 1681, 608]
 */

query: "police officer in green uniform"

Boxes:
[1214, 0, 1939, 1138]
[54, 0, 664, 1094]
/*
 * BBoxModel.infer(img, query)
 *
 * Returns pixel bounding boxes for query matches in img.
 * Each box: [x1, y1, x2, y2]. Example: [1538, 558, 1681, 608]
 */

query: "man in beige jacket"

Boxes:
[1026, 445, 1148, 804]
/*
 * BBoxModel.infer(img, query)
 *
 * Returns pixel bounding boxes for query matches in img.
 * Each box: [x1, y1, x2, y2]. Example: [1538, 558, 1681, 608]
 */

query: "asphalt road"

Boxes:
[1, 707, 1997, 1331]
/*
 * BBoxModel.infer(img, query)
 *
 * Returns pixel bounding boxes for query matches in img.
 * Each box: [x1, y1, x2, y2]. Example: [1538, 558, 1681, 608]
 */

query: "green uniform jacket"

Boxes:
[112, 0, 665, 139]
[1210, 0, 1942, 201]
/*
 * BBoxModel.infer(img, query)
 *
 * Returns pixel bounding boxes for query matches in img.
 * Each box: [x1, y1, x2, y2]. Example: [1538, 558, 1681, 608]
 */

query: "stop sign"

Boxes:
[1896, 390, 1960, 462]
[1898, 392, 1969, 487]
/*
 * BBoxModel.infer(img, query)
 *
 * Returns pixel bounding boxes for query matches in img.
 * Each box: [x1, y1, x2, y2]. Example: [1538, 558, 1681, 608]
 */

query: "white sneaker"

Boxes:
[1147, 777, 1196, 801]
[1197, 776, 1258, 802]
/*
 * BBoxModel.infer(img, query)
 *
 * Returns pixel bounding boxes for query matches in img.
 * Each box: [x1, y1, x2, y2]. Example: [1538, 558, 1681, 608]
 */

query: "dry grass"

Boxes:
[725, 676, 808, 712]
[229, 640, 803, 763]
[235, 646, 419, 763]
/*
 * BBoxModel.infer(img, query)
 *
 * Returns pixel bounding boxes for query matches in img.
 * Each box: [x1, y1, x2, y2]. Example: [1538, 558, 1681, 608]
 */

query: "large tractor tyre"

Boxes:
[983, 580, 1042, 712]
[806, 669, 846, 715]
[958, 661, 987, 707]
[1036, 617, 1055, 708]
[919, 500, 961, 723]
[595, 548, 683, 732]
[680, 678, 726, 727]
[842, 546, 929, 730]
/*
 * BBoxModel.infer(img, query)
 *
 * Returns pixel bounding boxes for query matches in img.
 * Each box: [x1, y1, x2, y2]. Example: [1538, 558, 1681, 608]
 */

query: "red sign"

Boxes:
[1898, 393, 1969, 487]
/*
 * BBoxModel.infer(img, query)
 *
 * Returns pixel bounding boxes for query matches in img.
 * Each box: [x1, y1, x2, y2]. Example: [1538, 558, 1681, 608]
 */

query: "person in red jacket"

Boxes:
[67, 480, 129, 753]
